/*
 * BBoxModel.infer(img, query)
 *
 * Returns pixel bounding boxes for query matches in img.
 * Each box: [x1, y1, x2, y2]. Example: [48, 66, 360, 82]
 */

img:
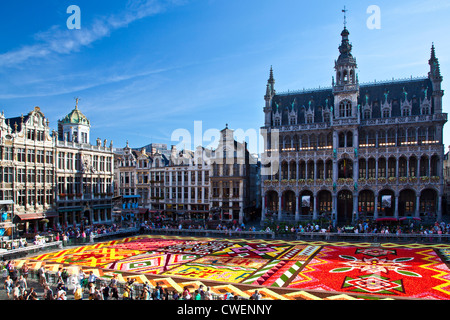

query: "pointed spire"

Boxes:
[431, 43, 436, 59]
[429, 43, 442, 81]
[266, 65, 275, 97]
[268, 65, 275, 85]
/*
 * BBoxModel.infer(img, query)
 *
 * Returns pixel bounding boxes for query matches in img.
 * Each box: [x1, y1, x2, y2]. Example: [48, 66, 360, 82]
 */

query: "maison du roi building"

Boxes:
[0, 101, 114, 236]
[261, 25, 447, 225]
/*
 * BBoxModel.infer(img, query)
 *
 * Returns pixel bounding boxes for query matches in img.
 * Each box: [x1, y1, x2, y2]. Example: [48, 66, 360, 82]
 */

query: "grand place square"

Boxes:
[1, 2, 450, 306]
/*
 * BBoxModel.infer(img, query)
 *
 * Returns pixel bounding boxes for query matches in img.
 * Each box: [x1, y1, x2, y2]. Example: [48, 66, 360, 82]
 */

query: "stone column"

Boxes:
[353, 193, 359, 223]
[374, 193, 379, 219]
[313, 194, 318, 220]
[287, 161, 290, 180]
[332, 193, 337, 226]
[278, 194, 282, 221]
[415, 194, 420, 218]
[437, 194, 443, 221]
[394, 194, 399, 219]
[261, 194, 266, 222]
[295, 194, 299, 221]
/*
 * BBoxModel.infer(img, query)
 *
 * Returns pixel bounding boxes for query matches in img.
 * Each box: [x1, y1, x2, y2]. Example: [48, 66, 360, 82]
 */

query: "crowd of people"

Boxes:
[52, 223, 123, 244]
[2, 259, 262, 300]
[1, 260, 37, 300]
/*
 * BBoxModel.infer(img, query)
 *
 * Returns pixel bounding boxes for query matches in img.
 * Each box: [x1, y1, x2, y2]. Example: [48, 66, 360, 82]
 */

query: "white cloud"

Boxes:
[0, 0, 181, 68]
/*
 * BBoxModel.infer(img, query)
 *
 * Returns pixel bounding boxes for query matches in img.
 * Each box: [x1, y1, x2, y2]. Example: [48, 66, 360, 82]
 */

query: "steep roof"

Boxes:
[272, 77, 433, 124]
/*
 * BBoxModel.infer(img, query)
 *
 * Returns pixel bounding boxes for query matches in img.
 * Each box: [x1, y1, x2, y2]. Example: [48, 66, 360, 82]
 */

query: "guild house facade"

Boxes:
[261, 25, 447, 225]
[0, 100, 114, 235]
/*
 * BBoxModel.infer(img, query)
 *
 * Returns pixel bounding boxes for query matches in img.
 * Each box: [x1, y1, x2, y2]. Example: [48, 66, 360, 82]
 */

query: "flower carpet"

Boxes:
[23, 235, 450, 300]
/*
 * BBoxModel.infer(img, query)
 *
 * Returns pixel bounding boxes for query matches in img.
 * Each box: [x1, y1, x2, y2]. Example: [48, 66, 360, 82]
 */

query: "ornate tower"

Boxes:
[428, 43, 444, 114]
[332, 25, 359, 120]
[264, 66, 276, 127]
[58, 98, 91, 144]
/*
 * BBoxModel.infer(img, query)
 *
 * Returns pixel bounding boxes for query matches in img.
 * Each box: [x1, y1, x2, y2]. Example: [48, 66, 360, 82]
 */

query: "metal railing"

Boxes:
[138, 228, 450, 244]
[0, 241, 63, 258]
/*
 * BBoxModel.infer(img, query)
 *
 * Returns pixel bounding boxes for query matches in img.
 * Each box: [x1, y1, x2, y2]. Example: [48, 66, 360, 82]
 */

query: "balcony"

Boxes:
[361, 113, 447, 127]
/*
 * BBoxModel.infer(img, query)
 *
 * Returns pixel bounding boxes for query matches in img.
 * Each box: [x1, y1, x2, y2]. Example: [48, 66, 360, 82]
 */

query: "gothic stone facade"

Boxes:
[261, 27, 447, 225]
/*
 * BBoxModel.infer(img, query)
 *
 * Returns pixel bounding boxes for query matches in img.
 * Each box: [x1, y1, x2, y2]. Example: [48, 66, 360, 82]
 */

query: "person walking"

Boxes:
[78, 268, 86, 288]
[17, 275, 27, 296]
[21, 263, 29, 280]
[101, 283, 110, 300]
[12, 283, 20, 300]
[109, 274, 119, 300]
[38, 266, 47, 288]
[203, 287, 212, 300]
[4, 275, 13, 299]
[74, 284, 83, 300]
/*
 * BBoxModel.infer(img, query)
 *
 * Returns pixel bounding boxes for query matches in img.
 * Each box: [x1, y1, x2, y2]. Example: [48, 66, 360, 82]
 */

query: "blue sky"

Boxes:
[0, 0, 449, 154]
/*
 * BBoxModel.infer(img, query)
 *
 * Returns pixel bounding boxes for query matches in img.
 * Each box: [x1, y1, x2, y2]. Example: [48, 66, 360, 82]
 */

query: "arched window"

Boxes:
[367, 131, 376, 147]
[343, 70, 348, 83]
[378, 130, 386, 147]
[407, 127, 417, 145]
[387, 129, 396, 145]
[359, 130, 367, 147]
[428, 127, 436, 143]
[310, 134, 317, 150]
[339, 100, 352, 118]
[318, 134, 326, 149]
[339, 132, 345, 148]
[398, 128, 406, 146]
[418, 127, 427, 145]
[292, 135, 299, 151]
[346, 131, 353, 148]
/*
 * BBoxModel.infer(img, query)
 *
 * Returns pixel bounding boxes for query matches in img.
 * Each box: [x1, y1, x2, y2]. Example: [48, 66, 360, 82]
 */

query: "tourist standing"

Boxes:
[38, 266, 47, 288]
[4, 275, 13, 299]
[21, 263, 29, 280]
[203, 287, 212, 300]
[74, 284, 83, 300]
[17, 275, 27, 296]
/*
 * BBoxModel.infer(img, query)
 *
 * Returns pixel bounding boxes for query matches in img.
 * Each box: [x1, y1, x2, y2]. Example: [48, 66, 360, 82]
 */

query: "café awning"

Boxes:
[15, 213, 45, 221]
[399, 217, 421, 221]
[376, 217, 398, 222]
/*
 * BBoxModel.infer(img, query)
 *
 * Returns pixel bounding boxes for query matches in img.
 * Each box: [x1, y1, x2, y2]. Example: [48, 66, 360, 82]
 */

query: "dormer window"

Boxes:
[289, 116, 296, 125]
[274, 117, 281, 126]
[402, 107, 411, 117]
[421, 103, 430, 115]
